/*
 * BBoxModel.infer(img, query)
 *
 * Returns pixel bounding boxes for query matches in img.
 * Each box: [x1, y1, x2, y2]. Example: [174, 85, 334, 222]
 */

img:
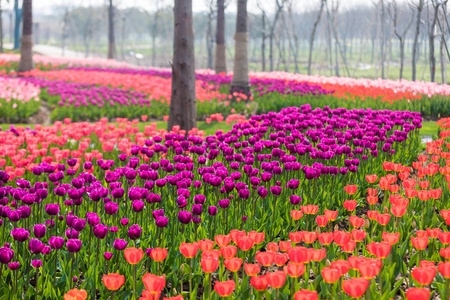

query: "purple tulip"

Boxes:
[104, 252, 113, 260]
[31, 259, 42, 268]
[29, 239, 45, 254]
[33, 224, 47, 239]
[155, 216, 168, 228]
[113, 239, 128, 250]
[177, 211, 192, 224]
[49, 236, 65, 250]
[93, 224, 108, 239]
[0, 247, 14, 264]
[66, 239, 82, 253]
[11, 228, 29, 242]
[208, 206, 218, 216]
[128, 224, 142, 240]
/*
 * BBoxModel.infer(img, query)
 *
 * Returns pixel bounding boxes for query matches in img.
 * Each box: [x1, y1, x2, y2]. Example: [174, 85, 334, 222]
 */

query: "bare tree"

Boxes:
[83, 6, 93, 58]
[215, 0, 227, 73]
[18, 0, 33, 72]
[231, 0, 250, 95]
[389, 0, 414, 79]
[286, 0, 300, 73]
[206, 0, 215, 70]
[257, 0, 287, 72]
[168, 0, 196, 131]
[411, 0, 424, 81]
[438, 1, 449, 83]
[428, 0, 441, 82]
[61, 8, 69, 56]
[107, 0, 115, 59]
[380, 0, 386, 78]
[308, 0, 326, 75]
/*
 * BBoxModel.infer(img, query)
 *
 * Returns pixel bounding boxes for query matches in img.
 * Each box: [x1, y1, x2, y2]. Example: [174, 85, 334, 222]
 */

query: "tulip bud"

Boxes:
[325, 259, 331, 267]
[412, 220, 417, 229]
[334, 224, 339, 231]
[180, 264, 184, 274]
[364, 219, 370, 229]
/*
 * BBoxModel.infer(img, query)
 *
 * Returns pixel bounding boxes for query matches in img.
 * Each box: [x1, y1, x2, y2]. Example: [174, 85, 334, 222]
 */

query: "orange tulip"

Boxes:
[343, 200, 357, 211]
[315, 215, 328, 227]
[376, 213, 390, 226]
[351, 229, 367, 242]
[365, 175, 377, 183]
[289, 231, 303, 244]
[274, 253, 289, 266]
[358, 260, 382, 279]
[214, 280, 235, 297]
[302, 231, 318, 244]
[248, 231, 265, 244]
[266, 242, 279, 252]
[348, 256, 366, 270]
[103, 273, 126, 291]
[412, 266, 436, 285]
[310, 249, 326, 262]
[294, 290, 318, 300]
[124, 247, 144, 265]
[341, 240, 356, 253]
[349, 215, 364, 228]
[330, 260, 350, 276]
[230, 230, 246, 244]
[291, 210, 303, 220]
[318, 232, 334, 245]
[411, 237, 429, 250]
[179, 242, 199, 258]
[382, 232, 400, 245]
[140, 289, 161, 300]
[301, 205, 318, 215]
[279, 241, 293, 252]
[150, 248, 168, 262]
[405, 288, 430, 300]
[333, 231, 351, 246]
[287, 247, 312, 264]
[64, 289, 88, 300]
[202, 250, 221, 260]
[344, 185, 357, 195]
[324, 209, 338, 221]
[367, 241, 391, 259]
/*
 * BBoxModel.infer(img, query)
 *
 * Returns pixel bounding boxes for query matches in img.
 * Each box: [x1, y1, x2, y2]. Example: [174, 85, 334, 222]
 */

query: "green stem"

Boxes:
[69, 253, 75, 290]
[189, 258, 192, 296]
[133, 265, 137, 300]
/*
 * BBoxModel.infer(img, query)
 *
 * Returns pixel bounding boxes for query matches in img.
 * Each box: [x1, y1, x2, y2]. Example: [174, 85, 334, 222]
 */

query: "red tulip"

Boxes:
[367, 241, 391, 259]
[405, 287, 431, 300]
[267, 271, 287, 289]
[419, 260, 435, 269]
[440, 246, 450, 259]
[411, 237, 429, 250]
[250, 275, 268, 291]
[439, 232, 450, 245]
[248, 231, 265, 244]
[279, 241, 292, 252]
[441, 209, 450, 220]
[344, 185, 357, 195]
[310, 249, 326, 262]
[302, 205, 318, 215]
[342, 278, 369, 298]
[273, 253, 289, 266]
[284, 261, 305, 278]
[198, 239, 215, 252]
[220, 245, 237, 259]
[426, 228, 441, 239]
[402, 179, 416, 189]
[103, 273, 126, 291]
[367, 196, 378, 205]
[201, 257, 219, 273]
[214, 235, 231, 247]
[365, 175, 377, 183]
[379, 177, 390, 190]
[367, 188, 377, 196]
[287, 247, 312, 264]
[291, 210, 303, 220]
[348, 256, 366, 270]
[294, 290, 318, 300]
[376, 213, 390, 226]
[244, 263, 260, 277]
[438, 261, 450, 278]
[318, 232, 333, 245]
[202, 250, 220, 260]
[324, 209, 338, 221]
[230, 230, 246, 244]
[214, 280, 235, 297]
[330, 260, 350, 276]
[341, 240, 356, 253]
[416, 230, 428, 238]
[142, 273, 166, 294]
[349, 216, 364, 228]
[236, 236, 254, 251]
[343, 200, 357, 211]
[351, 229, 367, 242]
[266, 242, 279, 252]
[321, 267, 340, 283]
[405, 189, 417, 199]
[358, 260, 382, 279]
[391, 205, 406, 217]
[255, 251, 275, 267]
[224, 258, 242, 272]
[417, 190, 431, 201]
[333, 231, 351, 246]
[418, 181, 430, 189]
[411, 267, 436, 286]
[150, 248, 168, 262]
[367, 210, 379, 220]
[289, 232, 303, 244]
[382, 232, 400, 245]
[124, 247, 144, 265]
[179, 242, 199, 258]
[302, 231, 317, 244]
[315, 215, 328, 227]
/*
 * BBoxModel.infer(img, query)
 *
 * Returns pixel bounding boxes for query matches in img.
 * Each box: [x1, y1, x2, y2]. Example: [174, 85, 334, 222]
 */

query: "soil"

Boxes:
[28, 101, 51, 125]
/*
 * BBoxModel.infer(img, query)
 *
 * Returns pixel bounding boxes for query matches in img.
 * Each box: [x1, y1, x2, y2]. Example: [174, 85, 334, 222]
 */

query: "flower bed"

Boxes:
[0, 105, 425, 299]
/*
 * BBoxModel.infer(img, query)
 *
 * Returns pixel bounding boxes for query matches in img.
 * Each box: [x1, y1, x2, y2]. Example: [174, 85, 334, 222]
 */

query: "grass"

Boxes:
[0, 120, 235, 137]
[420, 121, 438, 137]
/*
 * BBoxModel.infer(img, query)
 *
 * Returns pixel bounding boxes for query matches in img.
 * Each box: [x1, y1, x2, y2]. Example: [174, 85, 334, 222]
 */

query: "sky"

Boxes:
[3, 0, 387, 15]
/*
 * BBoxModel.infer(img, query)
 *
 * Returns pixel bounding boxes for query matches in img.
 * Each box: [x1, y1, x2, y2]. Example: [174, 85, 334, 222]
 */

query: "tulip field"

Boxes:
[0, 54, 450, 300]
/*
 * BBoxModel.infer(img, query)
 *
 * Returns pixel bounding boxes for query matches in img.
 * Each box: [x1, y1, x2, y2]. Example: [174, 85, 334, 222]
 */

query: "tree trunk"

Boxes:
[231, 0, 250, 96]
[215, 0, 227, 73]
[261, 13, 266, 72]
[308, 1, 325, 75]
[429, 4, 439, 83]
[399, 38, 405, 79]
[0, 0, 3, 53]
[107, 0, 115, 59]
[412, 0, 424, 81]
[13, 0, 21, 49]
[168, 0, 196, 132]
[380, 0, 386, 79]
[18, 0, 33, 72]
[152, 10, 159, 67]
[206, 9, 214, 70]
